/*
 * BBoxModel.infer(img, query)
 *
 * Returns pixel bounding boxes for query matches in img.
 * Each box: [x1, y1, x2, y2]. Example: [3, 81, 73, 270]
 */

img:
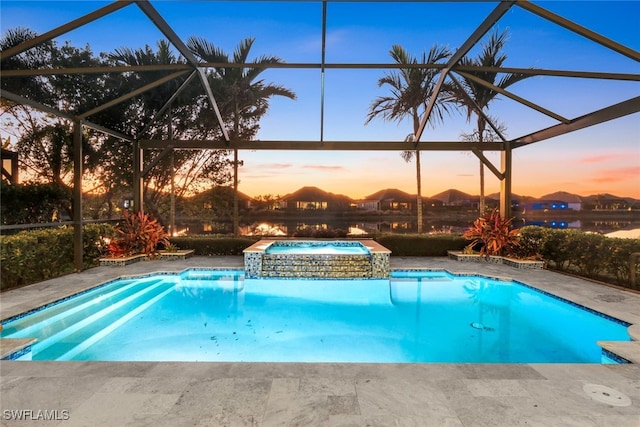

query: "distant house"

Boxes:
[587, 194, 631, 211]
[190, 186, 253, 211]
[431, 189, 478, 209]
[280, 186, 352, 212]
[531, 191, 582, 211]
[358, 188, 415, 211]
[487, 192, 526, 209]
[526, 200, 571, 212]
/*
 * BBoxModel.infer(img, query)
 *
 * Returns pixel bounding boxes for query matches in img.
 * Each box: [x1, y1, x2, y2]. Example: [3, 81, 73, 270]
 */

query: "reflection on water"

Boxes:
[239, 220, 459, 236]
[176, 216, 640, 237]
[605, 228, 640, 239]
[518, 219, 582, 229]
[247, 222, 287, 236]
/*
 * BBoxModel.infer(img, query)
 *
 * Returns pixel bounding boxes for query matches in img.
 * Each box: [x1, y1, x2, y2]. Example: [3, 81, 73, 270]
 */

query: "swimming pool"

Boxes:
[1, 269, 631, 363]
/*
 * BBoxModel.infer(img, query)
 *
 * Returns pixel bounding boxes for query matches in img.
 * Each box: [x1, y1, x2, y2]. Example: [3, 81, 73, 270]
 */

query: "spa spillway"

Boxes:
[243, 239, 391, 279]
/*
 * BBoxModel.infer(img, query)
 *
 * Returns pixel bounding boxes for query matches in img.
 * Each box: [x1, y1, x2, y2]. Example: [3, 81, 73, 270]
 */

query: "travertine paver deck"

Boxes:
[1, 256, 639, 426]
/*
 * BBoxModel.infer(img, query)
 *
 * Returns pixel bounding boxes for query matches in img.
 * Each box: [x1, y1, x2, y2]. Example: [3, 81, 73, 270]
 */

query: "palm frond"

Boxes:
[186, 36, 228, 63]
[400, 150, 414, 163]
[366, 43, 452, 131]
[454, 29, 533, 122]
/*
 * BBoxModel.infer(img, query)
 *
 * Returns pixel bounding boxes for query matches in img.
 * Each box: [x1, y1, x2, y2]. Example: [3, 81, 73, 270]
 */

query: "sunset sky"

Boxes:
[2, 1, 638, 199]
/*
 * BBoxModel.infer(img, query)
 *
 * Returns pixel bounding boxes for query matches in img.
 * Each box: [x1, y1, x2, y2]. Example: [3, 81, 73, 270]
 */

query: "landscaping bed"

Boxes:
[447, 250, 544, 270]
[100, 249, 194, 266]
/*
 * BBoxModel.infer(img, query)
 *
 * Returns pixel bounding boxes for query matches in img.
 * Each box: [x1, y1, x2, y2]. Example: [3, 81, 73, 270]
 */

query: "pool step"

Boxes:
[29, 280, 174, 360]
[54, 284, 175, 361]
[2, 278, 155, 337]
[261, 254, 373, 279]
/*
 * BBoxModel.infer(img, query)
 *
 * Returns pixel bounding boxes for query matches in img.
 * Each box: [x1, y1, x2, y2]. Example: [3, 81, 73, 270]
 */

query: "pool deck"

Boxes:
[1, 256, 640, 426]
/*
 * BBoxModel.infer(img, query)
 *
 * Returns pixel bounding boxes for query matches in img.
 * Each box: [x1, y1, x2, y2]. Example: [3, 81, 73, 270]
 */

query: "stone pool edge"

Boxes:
[243, 238, 391, 279]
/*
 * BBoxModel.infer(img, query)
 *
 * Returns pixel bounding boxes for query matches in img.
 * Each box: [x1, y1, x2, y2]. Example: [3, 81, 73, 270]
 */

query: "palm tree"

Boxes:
[108, 40, 223, 222]
[0, 27, 53, 102]
[366, 44, 453, 233]
[188, 36, 296, 235]
[454, 29, 530, 213]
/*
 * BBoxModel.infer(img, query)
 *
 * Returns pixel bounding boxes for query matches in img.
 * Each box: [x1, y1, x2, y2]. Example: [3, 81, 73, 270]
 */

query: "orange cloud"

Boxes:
[590, 166, 640, 183]
[580, 155, 619, 164]
[243, 173, 278, 179]
[302, 165, 345, 171]
[260, 163, 294, 169]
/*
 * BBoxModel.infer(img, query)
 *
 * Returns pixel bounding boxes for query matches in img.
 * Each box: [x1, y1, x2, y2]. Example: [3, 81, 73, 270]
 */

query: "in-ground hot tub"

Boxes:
[243, 239, 391, 279]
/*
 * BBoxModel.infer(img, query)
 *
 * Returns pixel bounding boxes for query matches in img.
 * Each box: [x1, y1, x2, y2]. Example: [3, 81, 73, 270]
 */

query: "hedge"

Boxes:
[169, 235, 260, 256]
[168, 233, 468, 257]
[518, 226, 640, 288]
[372, 233, 467, 256]
[3, 227, 639, 291]
[0, 224, 113, 291]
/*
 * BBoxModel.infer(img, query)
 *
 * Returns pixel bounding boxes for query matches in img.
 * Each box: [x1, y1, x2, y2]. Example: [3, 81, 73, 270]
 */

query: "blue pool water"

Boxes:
[1, 270, 631, 363]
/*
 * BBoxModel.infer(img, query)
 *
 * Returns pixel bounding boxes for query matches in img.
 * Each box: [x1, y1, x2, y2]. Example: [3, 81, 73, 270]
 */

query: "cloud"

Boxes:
[325, 29, 350, 47]
[590, 166, 640, 183]
[580, 155, 620, 164]
[302, 165, 345, 171]
[243, 173, 278, 179]
[292, 29, 348, 55]
[260, 163, 294, 169]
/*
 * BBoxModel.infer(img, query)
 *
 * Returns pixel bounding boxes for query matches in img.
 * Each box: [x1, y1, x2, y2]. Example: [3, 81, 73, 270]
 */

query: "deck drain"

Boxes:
[582, 384, 631, 406]
[595, 294, 626, 303]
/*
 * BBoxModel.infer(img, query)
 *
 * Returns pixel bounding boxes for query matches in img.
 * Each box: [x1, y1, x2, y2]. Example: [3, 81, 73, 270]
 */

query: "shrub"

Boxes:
[108, 211, 168, 258]
[169, 233, 467, 257]
[529, 228, 640, 288]
[0, 228, 66, 288]
[169, 236, 259, 256]
[83, 223, 113, 260]
[538, 228, 573, 270]
[567, 231, 607, 278]
[463, 209, 519, 257]
[0, 223, 114, 291]
[509, 226, 545, 260]
[603, 237, 640, 285]
[373, 233, 467, 256]
[292, 226, 348, 238]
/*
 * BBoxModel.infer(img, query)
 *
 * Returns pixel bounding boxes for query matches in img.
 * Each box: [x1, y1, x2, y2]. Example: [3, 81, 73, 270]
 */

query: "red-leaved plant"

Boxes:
[463, 208, 520, 257]
[108, 211, 169, 258]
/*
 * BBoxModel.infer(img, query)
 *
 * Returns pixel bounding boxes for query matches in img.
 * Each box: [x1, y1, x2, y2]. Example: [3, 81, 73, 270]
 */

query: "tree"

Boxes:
[253, 194, 281, 211]
[366, 45, 453, 233]
[0, 27, 53, 102]
[0, 180, 71, 225]
[106, 40, 234, 222]
[1, 32, 104, 219]
[2, 28, 293, 230]
[453, 29, 530, 213]
[188, 36, 297, 235]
